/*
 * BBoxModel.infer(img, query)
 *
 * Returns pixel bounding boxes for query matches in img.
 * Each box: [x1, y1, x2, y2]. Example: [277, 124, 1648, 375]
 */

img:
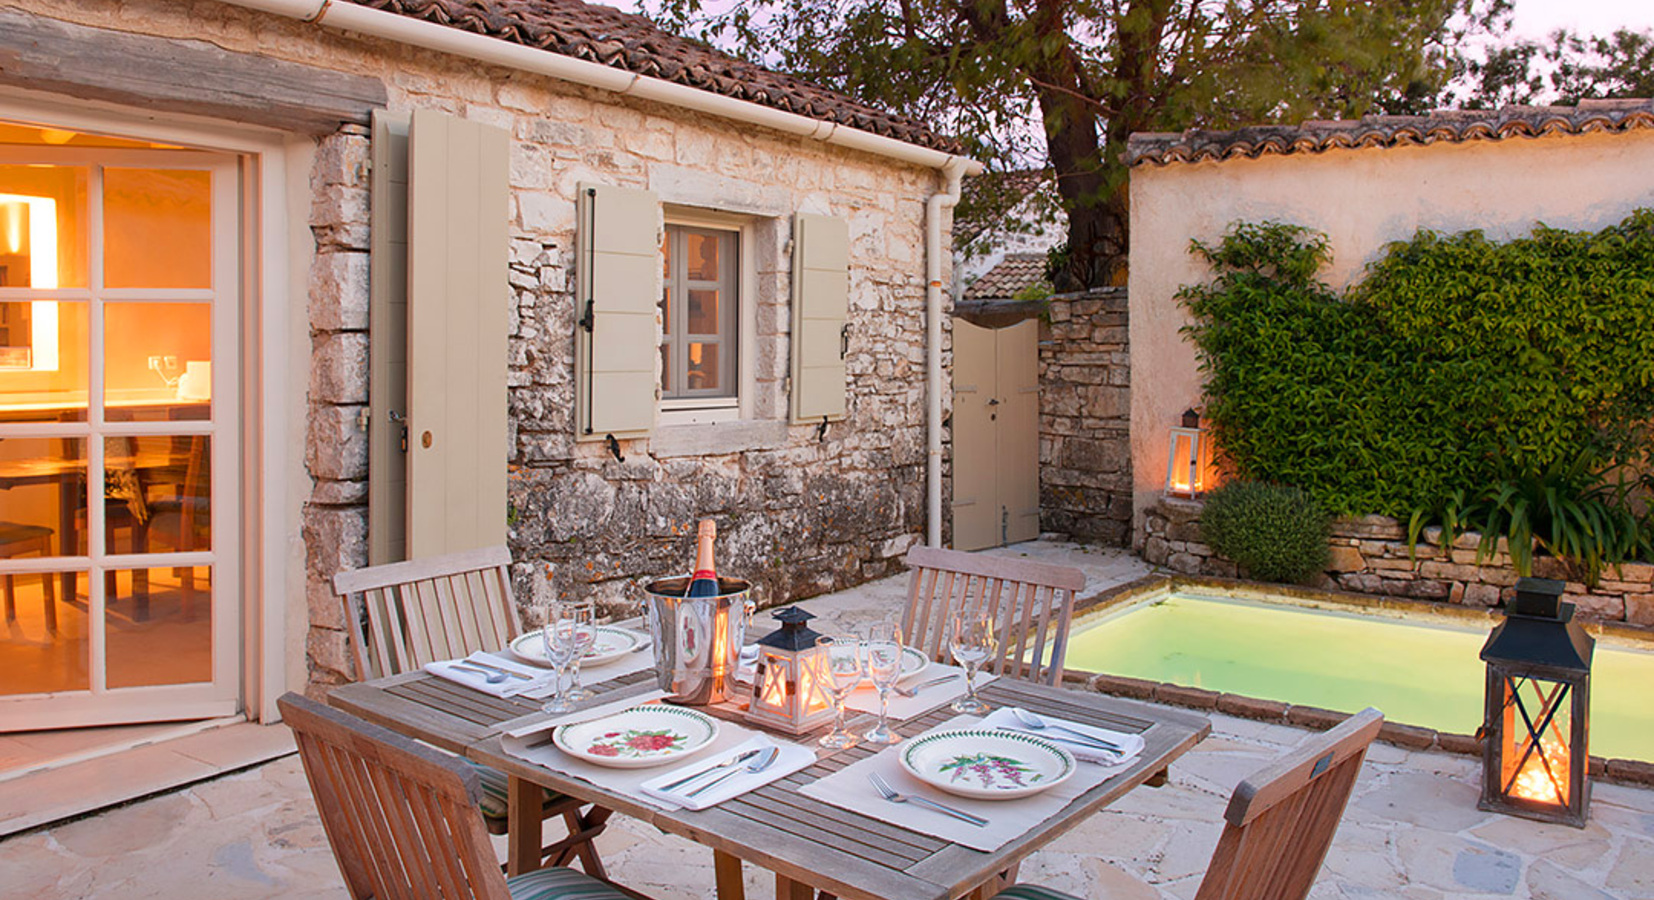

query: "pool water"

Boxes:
[1065, 592, 1654, 761]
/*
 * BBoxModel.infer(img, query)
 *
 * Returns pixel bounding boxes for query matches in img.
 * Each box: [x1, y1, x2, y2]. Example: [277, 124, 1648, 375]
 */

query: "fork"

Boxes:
[867, 772, 988, 827]
[893, 674, 960, 699]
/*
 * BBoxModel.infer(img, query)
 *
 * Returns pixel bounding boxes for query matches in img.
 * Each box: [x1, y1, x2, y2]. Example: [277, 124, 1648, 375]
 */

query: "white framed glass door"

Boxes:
[0, 122, 240, 730]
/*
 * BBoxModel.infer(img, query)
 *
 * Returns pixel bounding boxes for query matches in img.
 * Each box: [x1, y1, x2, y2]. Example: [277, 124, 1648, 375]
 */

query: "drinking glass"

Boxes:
[560, 600, 599, 702]
[538, 605, 582, 714]
[862, 622, 904, 745]
[949, 608, 998, 715]
[817, 634, 864, 749]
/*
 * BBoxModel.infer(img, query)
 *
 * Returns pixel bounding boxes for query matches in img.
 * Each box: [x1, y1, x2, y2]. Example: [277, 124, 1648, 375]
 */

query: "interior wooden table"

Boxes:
[329, 671, 1210, 900]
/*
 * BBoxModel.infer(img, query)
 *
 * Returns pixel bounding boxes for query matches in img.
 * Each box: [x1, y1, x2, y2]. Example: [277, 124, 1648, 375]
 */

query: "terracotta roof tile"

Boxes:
[345, 0, 961, 153]
[1127, 100, 1654, 167]
[963, 253, 1049, 301]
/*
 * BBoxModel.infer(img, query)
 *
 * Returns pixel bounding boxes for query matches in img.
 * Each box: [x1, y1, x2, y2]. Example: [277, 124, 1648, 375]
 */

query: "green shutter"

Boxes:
[575, 183, 660, 440]
[405, 109, 510, 557]
[791, 213, 849, 423]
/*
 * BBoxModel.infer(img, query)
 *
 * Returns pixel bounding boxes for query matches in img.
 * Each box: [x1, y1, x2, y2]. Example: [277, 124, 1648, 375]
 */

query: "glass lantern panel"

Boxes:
[1166, 428, 1199, 494]
[800, 653, 833, 714]
[1499, 674, 1573, 808]
[756, 653, 791, 711]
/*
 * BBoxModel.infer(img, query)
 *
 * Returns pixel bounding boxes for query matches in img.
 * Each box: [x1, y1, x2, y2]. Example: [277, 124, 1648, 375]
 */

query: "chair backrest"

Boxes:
[278, 692, 512, 900]
[899, 546, 1087, 686]
[332, 545, 520, 681]
[1195, 707, 1384, 900]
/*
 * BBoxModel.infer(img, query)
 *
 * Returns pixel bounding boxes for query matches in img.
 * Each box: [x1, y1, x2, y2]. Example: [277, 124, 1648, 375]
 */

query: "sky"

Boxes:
[1507, 0, 1654, 38]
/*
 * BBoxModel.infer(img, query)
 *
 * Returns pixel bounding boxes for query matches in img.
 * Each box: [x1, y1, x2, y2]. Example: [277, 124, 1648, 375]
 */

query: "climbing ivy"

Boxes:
[1178, 212, 1654, 518]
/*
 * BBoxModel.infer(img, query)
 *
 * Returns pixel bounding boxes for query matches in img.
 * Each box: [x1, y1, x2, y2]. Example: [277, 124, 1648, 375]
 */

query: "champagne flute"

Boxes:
[539, 605, 581, 714]
[862, 622, 904, 745]
[561, 600, 598, 702]
[949, 608, 998, 715]
[817, 634, 864, 749]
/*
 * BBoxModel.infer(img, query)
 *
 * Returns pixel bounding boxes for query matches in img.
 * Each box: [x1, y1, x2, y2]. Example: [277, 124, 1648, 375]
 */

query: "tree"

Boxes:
[647, 0, 1502, 288]
[1452, 27, 1654, 108]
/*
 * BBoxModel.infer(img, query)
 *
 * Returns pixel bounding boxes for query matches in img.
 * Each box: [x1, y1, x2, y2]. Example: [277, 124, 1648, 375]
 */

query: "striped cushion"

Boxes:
[506, 866, 633, 900]
[464, 758, 559, 820]
[992, 886, 1084, 900]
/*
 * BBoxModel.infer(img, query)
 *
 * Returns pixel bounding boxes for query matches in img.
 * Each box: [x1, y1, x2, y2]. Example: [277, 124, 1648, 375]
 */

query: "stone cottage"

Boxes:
[0, 0, 979, 731]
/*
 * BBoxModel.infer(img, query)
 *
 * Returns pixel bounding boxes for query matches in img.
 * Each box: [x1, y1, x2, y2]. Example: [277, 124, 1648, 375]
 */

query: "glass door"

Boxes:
[0, 122, 240, 730]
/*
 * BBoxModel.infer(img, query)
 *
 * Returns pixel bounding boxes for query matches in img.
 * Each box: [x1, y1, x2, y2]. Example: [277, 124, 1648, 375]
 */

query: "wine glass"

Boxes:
[861, 622, 904, 745]
[560, 601, 599, 702]
[949, 608, 998, 715]
[538, 605, 582, 714]
[817, 634, 864, 749]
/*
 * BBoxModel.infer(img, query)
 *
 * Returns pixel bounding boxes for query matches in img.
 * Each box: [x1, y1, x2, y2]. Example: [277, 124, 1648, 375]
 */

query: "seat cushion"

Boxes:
[465, 758, 531, 819]
[993, 886, 1084, 900]
[506, 866, 634, 900]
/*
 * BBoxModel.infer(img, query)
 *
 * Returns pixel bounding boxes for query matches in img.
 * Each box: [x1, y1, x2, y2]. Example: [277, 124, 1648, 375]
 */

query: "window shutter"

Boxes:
[791, 213, 849, 423]
[405, 109, 510, 558]
[575, 183, 660, 440]
[368, 111, 409, 564]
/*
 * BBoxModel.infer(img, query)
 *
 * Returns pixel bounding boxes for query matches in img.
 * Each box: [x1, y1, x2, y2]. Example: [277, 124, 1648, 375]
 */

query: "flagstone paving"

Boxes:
[2, 543, 1650, 899]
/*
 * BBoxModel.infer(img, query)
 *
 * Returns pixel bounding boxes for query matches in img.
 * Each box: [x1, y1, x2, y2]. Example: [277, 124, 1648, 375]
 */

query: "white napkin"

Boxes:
[640, 735, 816, 810]
[980, 707, 1144, 765]
[424, 652, 556, 698]
[844, 664, 985, 720]
[797, 714, 1136, 852]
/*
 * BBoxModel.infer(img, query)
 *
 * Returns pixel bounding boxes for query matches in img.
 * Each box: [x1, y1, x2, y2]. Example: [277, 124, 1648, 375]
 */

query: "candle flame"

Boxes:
[1508, 734, 1570, 807]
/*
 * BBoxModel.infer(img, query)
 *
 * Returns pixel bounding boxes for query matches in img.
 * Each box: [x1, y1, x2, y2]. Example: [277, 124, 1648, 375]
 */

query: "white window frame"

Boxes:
[659, 206, 756, 427]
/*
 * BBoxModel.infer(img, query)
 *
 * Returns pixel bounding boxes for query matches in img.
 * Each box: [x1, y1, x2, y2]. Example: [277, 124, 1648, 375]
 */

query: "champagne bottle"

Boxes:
[686, 519, 719, 597]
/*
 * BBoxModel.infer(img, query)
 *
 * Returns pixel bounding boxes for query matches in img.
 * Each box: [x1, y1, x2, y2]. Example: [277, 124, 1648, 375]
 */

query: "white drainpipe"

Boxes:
[219, 0, 980, 549]
[925, 160, 966, 547]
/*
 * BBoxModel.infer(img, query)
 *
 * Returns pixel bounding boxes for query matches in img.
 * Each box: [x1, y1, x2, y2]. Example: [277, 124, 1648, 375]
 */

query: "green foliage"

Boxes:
[1199, 482, 1331, 583]
[1447, 26, 1654, 108]
[1011, 281, 1052, 303]
[1180, 213, 1654, 523]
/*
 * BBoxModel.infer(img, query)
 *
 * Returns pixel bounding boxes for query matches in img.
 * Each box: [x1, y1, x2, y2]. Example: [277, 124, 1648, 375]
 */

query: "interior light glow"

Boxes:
[0, 192, 60, 371]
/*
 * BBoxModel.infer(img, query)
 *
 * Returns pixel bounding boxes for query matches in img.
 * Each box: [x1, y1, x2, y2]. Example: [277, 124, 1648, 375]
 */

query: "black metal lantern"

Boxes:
[1478, 577, 1594, 827]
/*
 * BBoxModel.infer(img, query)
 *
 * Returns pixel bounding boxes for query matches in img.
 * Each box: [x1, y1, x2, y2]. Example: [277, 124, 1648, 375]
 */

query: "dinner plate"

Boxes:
[851, 645, 929, 689]
[509, 625, 646, 668]
[552, 705, 719, 768]
[898, 728, 1075, 799]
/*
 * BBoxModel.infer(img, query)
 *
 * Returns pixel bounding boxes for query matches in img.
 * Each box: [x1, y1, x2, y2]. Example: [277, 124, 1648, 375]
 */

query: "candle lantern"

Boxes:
[1165, 408, 1214, 497]
[745, 607, 836, 734]
[1478, 577, 1593, 827]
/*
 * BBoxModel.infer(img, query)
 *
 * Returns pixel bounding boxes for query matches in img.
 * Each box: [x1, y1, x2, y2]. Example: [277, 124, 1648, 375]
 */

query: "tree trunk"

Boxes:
[1037, 94, 1128, 290]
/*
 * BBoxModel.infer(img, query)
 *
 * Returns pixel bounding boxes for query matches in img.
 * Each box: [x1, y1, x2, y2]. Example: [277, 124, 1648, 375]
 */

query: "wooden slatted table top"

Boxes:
[329, 672, 1210, 900]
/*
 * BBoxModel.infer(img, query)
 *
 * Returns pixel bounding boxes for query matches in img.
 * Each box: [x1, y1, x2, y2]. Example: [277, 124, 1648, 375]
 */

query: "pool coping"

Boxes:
[1063, 573, 1654, 789]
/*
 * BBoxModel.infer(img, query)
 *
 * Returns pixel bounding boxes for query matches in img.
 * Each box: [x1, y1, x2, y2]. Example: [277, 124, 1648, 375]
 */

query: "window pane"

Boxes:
[0, 300, 89, 421]
[661, 344, 670, 393]
[686, 232, 719, 281]
[104, 302, 211, 421]
[0, 164, 90, 289]
[0, 436, 86, 554]
[661, 286, 671, 336]
[0, 569, 88, 696]
[687, 342, 720, 392]
[104, 435, 210, 555]
[687, 289, 720, 335]
[106, 564, 212, 688]
[104, 168, 212, 289]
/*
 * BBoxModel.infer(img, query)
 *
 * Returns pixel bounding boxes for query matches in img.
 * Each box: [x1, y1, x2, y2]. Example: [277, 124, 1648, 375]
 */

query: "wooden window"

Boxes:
[660, 225, 737, 403]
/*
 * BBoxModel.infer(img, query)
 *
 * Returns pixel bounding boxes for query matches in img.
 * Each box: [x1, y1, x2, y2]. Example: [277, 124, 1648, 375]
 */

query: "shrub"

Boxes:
[1199, 481, 1331, 583]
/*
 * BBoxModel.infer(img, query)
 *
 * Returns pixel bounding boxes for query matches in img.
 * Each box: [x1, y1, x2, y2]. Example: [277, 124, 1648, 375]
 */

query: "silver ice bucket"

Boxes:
[642, 575, 755, 705]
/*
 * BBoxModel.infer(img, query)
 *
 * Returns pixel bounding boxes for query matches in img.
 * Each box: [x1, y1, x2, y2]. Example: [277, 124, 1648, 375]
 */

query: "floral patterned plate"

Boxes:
[553, 705, 719, 769]
[898, 728, 1075, 799]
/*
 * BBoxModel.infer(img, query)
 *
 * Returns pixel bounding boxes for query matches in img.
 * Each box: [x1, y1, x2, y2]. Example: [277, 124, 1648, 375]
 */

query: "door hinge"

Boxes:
[579, 299, 595, 333]
[840, 324, 850, 359]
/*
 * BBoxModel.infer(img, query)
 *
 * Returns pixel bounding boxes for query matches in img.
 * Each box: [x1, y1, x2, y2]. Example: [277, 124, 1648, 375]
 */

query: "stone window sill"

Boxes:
[650, 419, 788, 458]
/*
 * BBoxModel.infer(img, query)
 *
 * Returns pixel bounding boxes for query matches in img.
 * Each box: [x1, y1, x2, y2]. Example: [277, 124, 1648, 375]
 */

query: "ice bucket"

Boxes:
[642, 575, 755, 705]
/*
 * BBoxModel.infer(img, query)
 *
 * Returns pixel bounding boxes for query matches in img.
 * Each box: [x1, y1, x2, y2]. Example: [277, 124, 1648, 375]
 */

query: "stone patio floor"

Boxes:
[2, 542, 1651, 899]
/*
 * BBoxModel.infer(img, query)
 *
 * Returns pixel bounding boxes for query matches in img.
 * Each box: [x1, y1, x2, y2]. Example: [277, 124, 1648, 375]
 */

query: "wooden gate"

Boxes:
[951, 318, 1039, 551]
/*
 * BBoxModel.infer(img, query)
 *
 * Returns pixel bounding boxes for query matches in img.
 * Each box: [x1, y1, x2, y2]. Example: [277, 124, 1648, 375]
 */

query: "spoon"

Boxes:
[452, 664, 508, 684]
[660, 748, 763, 793]
[1009, 708, 1122, 751]
[687, 745, 780, 797]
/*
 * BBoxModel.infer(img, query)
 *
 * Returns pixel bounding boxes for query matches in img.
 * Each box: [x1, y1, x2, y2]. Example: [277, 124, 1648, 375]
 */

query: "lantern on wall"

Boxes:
[745, 607, 836, 734]
[1478, 577, 1593, 828]
[1164, 409, 1214, 497]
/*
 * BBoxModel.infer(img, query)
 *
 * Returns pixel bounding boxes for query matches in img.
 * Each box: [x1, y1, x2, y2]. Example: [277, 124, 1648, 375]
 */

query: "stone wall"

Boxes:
[27, 0, 947, 694]
[1142, 498, 1654, 625]
[1039, 288, 1132, 545]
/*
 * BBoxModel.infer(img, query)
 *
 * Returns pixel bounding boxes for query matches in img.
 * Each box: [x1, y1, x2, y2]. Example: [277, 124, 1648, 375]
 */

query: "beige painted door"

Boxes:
[950, 318, 1038, 551]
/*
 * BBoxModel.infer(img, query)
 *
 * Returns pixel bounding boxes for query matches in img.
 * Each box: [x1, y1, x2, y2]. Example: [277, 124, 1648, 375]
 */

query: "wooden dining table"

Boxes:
[328, 667, 1210, 900]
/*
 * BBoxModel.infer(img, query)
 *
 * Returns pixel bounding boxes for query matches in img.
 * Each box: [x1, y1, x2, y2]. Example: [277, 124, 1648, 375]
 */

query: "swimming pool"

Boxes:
[1064, 585, 1654, 761]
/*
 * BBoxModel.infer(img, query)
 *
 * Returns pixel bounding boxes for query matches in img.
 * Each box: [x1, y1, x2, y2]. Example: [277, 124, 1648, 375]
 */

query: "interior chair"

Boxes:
[144, 435, 211, 610]
[278, 692, 648, 900]
[991, 707, 1385, 900]
[0, 521, 56, 633]
[332, 546, 610, 875]
[900, 546, 1087, 685]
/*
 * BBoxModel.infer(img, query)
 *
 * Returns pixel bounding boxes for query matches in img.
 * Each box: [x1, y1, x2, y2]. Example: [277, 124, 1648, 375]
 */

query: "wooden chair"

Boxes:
[331, 546, 611, 875]
[278, 692, 646, 900]
[900, 546, 1087, 686]
[0, 521, 56, 633]
[991, 708, 1385, 900]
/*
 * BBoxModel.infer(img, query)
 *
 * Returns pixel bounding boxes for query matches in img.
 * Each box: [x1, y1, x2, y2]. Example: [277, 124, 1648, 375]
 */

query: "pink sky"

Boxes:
[1509, 0, 1654, 38]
